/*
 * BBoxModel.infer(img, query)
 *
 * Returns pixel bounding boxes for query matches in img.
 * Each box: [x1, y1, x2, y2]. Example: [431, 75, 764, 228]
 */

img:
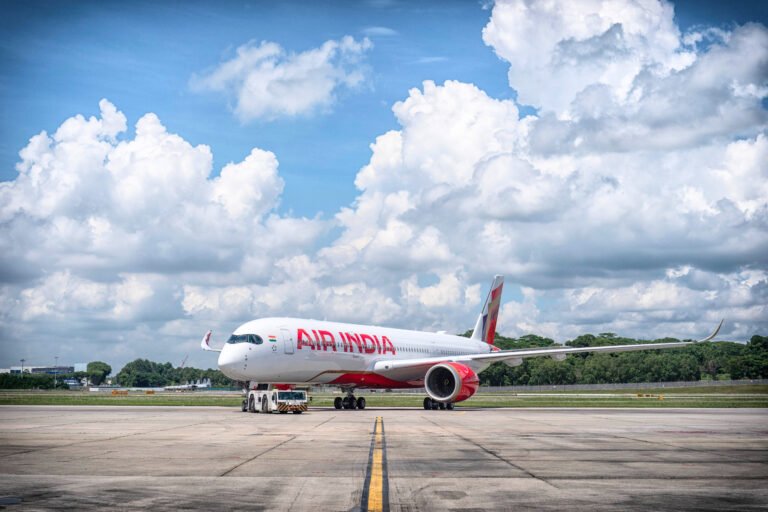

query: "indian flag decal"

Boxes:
[268, 335, 277, 343]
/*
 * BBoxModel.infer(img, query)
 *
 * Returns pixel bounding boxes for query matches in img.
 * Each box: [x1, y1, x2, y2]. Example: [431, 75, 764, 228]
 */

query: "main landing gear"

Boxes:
[334, 391, 366, 410]
[423, 397, 454, 410]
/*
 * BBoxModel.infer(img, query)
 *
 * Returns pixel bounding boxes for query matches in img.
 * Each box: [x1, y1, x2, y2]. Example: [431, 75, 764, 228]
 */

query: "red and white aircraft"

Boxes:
[202, 276, 722, 410]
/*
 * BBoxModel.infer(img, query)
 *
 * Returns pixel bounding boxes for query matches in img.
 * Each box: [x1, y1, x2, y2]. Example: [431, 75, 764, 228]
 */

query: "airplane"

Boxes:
[164, 379, 211, 392]
[201, 275, 723, 410]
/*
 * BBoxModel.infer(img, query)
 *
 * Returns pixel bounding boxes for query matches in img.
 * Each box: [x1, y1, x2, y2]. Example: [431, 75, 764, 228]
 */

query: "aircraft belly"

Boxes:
[302, 353, 370, 383]
[247, 351, 370, 384]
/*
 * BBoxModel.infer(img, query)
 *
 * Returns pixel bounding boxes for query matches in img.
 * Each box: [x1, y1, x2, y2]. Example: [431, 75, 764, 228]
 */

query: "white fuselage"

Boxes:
[217, 317, 493, 388]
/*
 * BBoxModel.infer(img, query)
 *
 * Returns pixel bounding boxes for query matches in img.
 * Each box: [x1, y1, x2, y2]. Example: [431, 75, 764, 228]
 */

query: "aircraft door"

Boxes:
[281, 328, 294, 354]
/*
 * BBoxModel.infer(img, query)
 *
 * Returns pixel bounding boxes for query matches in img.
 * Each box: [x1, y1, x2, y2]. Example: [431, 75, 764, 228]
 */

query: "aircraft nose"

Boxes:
[217, 346, 241, 377]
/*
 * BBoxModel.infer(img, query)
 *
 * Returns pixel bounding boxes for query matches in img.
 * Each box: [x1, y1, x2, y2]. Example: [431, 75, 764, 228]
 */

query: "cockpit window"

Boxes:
[227, 334, 264, 344]
[278, 391, 306, 400]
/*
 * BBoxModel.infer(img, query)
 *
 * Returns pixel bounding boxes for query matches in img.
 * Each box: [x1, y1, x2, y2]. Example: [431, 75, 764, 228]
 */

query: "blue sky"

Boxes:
[1, 1, 766, 369]
[2, 1, 513, 216]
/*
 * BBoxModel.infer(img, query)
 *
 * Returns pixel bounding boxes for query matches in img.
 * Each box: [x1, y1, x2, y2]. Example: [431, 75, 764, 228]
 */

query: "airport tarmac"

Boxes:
[0, 406, 766, 511]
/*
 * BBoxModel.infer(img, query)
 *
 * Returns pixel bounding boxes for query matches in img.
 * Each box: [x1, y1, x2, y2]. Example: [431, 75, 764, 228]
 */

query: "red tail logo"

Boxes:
[480, 276, 503, 345]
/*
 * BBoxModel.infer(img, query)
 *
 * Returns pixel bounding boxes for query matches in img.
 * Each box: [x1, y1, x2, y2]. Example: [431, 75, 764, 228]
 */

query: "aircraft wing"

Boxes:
[372, 320, 723, 383]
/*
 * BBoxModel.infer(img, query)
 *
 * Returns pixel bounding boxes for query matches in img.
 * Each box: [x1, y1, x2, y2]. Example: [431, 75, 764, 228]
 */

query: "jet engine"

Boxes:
[424, 362, 479, 403]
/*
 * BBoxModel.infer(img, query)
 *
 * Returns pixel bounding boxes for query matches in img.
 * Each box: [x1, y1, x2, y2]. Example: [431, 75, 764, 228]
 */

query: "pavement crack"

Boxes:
[608, 433, 757, 464]
[286, 478, 307, 511]
[312, 416, 336, 429]
[1, 419, 228, 458]
[219, 435, 297, 477]
[422, 417, 559, 489]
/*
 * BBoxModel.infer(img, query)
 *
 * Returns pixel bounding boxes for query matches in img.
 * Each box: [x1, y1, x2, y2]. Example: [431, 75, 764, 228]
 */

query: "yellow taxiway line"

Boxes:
[363, 416, 388, 512]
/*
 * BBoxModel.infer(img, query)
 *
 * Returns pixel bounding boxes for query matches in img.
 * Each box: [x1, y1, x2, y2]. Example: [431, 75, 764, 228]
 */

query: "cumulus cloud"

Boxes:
[191, 36, 373, 121]
[0, 100, 296, 282]
[0, 101, 328, 366]
[483, 0, 768, 152]
[482, 0, 694, 115]
[362, 26, 398, 37]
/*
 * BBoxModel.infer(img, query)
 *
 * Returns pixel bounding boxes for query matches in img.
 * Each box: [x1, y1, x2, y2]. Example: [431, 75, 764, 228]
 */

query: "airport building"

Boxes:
[5, 363, 87, 375]
[9, 365, 74, 375]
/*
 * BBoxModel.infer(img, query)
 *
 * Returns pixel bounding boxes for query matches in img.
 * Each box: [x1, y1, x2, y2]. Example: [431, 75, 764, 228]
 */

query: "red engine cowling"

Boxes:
[424, 362, 479, 403]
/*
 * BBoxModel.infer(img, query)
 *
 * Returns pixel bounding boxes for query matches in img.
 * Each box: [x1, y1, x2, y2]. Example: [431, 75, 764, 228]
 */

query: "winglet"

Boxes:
[471, 275, 504, 345]
[200, 330, 221, 352]
[697, 319, 724, 343]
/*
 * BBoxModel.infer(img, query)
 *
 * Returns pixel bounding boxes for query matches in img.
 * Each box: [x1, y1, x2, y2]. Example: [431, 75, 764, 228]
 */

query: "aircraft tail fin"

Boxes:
[471, 275, 504, 345]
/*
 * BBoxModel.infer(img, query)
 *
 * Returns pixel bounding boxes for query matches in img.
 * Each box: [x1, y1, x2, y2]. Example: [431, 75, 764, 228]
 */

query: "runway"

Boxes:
[0, 406, 766, 511]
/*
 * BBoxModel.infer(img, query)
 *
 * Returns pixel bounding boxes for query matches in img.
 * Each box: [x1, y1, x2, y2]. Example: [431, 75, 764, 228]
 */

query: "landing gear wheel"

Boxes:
[439, 402, 446, 410]
[262, 396, 268, 413]
[248, 396, 256, 413]
[431, 399, 439, 410]
[423, 397, 432, 410]
[334, 397, 343, 410]
[446, 403, 455, 410]
[242, 399, 248, 412]
[356, 397, 366, 410]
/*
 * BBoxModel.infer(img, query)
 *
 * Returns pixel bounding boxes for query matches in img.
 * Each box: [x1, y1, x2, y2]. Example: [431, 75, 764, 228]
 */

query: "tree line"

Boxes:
[472, 333, 768, 386]
[1, 359, 235, 389]
[115, 359, 234, 388]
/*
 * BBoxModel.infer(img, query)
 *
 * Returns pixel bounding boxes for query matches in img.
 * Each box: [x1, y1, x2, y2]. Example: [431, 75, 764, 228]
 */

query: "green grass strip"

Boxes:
[0, 388, 766, 408]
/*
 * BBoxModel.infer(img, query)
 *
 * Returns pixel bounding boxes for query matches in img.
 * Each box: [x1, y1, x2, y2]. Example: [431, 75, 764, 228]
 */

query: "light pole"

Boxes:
[20, 359, 25, 379]
[54, 356, 58, 387]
